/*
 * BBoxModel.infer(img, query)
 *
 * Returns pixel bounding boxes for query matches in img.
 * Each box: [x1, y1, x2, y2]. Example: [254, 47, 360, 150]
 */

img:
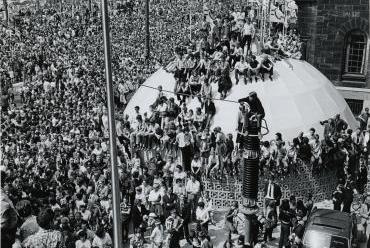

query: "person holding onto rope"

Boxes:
[238, 91, 265, 137]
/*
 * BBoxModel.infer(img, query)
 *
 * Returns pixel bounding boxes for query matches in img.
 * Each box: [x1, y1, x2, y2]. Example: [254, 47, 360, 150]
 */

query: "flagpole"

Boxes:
[283, 0, 287, 38]
[145, 0, 150, 66]
[189, 1, 192, 40]
[101, 0, 123, 247]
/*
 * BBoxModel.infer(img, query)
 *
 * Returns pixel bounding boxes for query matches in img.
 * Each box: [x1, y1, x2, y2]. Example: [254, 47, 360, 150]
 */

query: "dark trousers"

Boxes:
[118, 135, 131, 158]
[260, 67, 273, 80]
[264, 228, 273, 241]
[279, 223, 290, 248]
[183, 221, 190, 240]
[360, 120, 367, 131]
[181, 145, 193, 172]
[333, 200, 342, 211]
[235, 69, 248, 83]
[243, 35, 252, 53]
[122, 220, 129, 240]
[342, 200, 352, 213]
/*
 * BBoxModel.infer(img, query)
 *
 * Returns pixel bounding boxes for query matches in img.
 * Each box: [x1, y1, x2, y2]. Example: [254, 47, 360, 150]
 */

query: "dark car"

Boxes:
[302, 208, 358, 248]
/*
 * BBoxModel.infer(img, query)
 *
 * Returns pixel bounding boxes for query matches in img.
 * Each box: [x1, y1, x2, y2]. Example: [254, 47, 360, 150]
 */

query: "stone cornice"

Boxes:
[295, 0, 317, 4]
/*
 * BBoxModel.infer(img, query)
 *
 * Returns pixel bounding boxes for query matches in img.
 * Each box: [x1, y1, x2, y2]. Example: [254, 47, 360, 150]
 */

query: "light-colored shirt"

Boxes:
[22, 228, 63, 248]
[75, 239, 92, 248]
[196, 207, 209, 223]
[176, 132, 193, 148]
[186, 179, 200, 195]
[266, 183, 274, 199]
[19, 215, 39, 242]
[243, 23, 255, 36]
[92, 233, 112, 248]
[148, 190, 161, 203]
[235, 61, 249, 71]
[150, 226, 163, 245]
[0, 188, 18, 232]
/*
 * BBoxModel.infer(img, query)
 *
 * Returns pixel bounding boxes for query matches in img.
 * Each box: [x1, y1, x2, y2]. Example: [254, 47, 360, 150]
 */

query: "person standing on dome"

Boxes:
[218, 55, 232, 99]
[242, 18, 255, 55]
[238, 91, 265, 135]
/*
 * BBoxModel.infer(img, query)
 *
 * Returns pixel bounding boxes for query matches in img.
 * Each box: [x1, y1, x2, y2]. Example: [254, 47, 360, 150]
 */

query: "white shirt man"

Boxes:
[186, 177, 200, 195]
[148, 188, 162, 204]
[242, 21, 255, 36]
[196, 206, 209, 224]
[235, 59, 249, 73]
[265, 181, 275, 200]
[130, 107, 141, 125]
[176, 131, 193, 148]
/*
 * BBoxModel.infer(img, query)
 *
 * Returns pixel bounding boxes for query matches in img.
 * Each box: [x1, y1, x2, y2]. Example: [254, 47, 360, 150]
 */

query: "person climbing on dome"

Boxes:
[238, 91, 265, 137]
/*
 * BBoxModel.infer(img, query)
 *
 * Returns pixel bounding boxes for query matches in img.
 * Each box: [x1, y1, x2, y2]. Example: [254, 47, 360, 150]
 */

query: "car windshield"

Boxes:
[303, 230, 348, 248]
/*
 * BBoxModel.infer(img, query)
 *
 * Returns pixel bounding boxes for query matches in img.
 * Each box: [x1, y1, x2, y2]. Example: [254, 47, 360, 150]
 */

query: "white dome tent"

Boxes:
[124, 59, 358, 141]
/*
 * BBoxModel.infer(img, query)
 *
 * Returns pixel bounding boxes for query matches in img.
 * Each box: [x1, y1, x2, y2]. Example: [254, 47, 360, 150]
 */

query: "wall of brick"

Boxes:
[297, 0, 369, 88]
[297, 0, 317, 64]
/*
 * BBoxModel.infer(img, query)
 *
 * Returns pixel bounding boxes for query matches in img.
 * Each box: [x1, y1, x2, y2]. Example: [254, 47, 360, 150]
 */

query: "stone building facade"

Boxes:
[297, 0, 370, 114]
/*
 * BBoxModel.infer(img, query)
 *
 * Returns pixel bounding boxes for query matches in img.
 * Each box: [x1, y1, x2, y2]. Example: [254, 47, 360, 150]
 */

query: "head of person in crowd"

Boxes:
[16, 200, 33, 219]
[37, 208, 55, 230]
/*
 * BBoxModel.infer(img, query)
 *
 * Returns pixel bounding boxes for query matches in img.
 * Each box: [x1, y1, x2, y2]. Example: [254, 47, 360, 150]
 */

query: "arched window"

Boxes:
[343, 30, 367, 75]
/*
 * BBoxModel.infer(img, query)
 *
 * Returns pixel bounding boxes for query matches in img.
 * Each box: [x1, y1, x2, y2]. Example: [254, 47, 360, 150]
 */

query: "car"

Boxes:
[302, 208, 358, 248]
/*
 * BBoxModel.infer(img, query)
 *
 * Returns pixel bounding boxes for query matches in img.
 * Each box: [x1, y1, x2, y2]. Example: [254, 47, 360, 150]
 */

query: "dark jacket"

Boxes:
[162, 193, 178, 212]
[238, 97, 265, 117]
[333, 118, 348, 133]
[181, 201, 192, 223]
[131, 204, 148, 229]
[204, 101, 216, 116]
[293, 136, 304, 148]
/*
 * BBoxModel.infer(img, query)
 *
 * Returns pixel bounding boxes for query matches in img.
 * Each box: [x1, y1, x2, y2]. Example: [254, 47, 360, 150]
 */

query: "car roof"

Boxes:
[305, 209, 352, 237]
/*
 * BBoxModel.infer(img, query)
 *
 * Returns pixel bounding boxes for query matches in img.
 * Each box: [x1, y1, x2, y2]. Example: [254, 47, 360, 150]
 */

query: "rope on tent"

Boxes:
[139, 84, 240, 104]
[138, 84, 270, 136]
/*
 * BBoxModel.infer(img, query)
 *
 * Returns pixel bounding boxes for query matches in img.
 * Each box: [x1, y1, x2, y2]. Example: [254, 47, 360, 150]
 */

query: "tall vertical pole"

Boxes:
[283, 0, 287, 37]
[267, 0, 271, 38]
[145, 0, 150, 66]
[101, 0, 123, 247]
[189, 0, 192, 40]
[3, 0, 9, 26]
[260, 6, 264, 45]
[368, 0, 370, 88]
[35, 0, 40, 13]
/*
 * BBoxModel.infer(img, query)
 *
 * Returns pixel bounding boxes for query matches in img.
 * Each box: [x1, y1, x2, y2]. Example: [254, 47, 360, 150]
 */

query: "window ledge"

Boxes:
[341, 74, 366, 87]
[342, 73, 366, 81]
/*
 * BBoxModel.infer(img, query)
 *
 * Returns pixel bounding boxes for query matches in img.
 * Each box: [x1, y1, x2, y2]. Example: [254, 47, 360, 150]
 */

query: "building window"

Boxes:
[345, 98, 363, 116]
[344, 30, 367, 75]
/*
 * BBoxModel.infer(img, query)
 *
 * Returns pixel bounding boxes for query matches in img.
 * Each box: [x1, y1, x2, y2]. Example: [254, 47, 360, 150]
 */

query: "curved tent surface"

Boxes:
[124, 59, 358, 141]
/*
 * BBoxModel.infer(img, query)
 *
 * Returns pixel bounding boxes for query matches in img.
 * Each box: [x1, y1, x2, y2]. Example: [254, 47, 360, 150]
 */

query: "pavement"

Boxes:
[126, 200, 369, 247]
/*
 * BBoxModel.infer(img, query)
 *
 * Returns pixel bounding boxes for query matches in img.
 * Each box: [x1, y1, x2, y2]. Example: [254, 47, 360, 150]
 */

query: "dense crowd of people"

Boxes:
[1, 0, 369, 248]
